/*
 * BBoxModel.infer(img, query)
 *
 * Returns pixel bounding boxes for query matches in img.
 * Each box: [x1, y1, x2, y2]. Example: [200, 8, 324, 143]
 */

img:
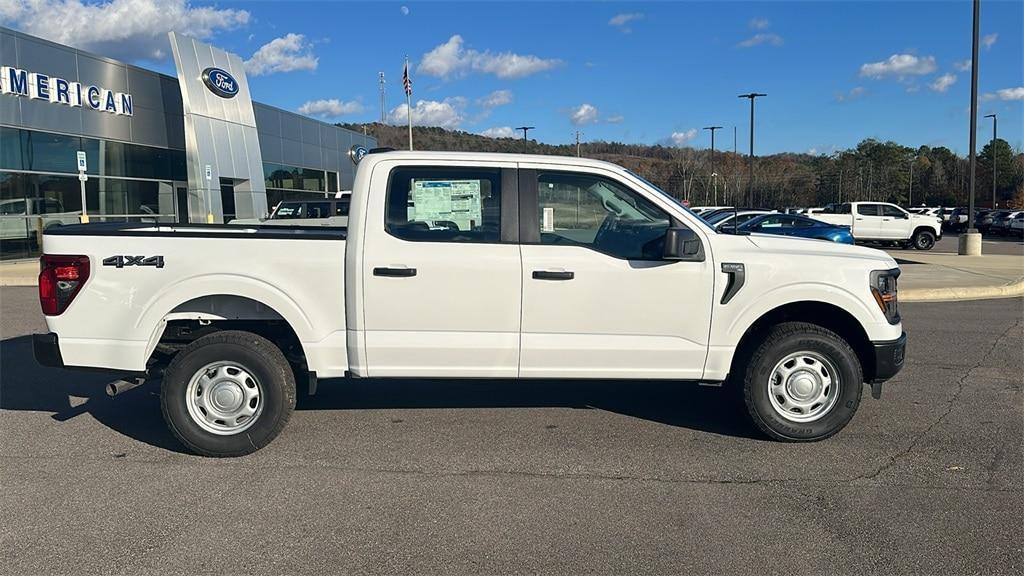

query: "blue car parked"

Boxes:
[738, 213, 854, 244]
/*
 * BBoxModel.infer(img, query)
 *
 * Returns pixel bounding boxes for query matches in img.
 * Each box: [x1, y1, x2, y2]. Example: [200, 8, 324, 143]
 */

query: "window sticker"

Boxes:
[409, 179, 483, 230]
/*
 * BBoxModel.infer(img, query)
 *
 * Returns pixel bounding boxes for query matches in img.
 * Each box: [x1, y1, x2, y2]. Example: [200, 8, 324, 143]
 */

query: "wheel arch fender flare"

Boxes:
[138, 274, 316, 364]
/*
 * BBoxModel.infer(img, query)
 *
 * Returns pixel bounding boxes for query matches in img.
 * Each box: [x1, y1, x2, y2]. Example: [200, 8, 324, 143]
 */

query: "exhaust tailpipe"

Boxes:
[106, 377, 146, 397]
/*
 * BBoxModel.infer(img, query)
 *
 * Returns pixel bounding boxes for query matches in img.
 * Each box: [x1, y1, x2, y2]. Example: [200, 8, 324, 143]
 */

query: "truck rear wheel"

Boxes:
[739, 322, 863, 442]
[913, 229, 936, 250]
[161, 330, 296, 457]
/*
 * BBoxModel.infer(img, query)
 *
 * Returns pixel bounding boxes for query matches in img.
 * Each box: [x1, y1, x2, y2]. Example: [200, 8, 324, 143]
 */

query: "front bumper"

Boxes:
[869, 331, 907, 383]
[33, 332, 64, 368]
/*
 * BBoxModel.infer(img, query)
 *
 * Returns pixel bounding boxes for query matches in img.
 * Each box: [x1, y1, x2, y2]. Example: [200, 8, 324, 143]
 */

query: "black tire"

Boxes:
[913, 229, 936, 250]
[739, 322, 863, 442]
[161, 330, 296, 457]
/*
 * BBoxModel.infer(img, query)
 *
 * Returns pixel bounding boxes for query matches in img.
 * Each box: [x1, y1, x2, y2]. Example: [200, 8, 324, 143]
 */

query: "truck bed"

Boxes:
[41, 221, 349, 376]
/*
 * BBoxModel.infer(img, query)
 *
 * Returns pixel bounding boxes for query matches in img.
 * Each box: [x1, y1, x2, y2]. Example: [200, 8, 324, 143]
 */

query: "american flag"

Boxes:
[402, 61, 412, 96]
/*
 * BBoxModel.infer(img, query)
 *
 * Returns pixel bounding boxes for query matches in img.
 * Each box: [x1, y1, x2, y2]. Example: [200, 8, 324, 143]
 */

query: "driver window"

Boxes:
[537, 172, 670, 260]
[881, 205, 905, 218]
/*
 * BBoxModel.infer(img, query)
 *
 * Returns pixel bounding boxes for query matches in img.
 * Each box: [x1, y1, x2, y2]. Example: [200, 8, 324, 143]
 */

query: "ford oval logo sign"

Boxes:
[201, 67, 238, 99]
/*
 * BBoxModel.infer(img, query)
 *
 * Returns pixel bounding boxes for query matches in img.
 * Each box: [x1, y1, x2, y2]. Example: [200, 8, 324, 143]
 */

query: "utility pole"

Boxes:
[703, 126, 722, 205]
[516, 126, 535, 141]
[574, 130, 583, 157]
[738, 93, 767, 207]
[733, 126, 737, 155]
[985, 113, 997, 208]
[378, 71, 386, 123]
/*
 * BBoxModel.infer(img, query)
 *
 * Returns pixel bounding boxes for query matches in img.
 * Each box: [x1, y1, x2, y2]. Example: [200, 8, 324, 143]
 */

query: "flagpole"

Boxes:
[405, 56, 413, 151]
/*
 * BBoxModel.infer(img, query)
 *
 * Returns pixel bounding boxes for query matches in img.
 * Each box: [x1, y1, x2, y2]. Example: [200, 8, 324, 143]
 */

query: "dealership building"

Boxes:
[0, 26, 375, 259]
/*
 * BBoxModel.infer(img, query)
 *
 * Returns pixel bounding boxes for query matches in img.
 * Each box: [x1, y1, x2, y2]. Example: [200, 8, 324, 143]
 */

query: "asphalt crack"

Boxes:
[848, 316, 1022, 483]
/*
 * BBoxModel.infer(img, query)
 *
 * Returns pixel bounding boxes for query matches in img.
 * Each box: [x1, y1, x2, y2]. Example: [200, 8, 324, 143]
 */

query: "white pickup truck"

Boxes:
[34, 151, 906, 456]
[811, 202, 942, 250]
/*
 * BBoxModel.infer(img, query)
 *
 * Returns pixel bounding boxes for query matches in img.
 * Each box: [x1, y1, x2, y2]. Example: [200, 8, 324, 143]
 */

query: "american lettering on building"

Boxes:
[0, 66, 134, 116]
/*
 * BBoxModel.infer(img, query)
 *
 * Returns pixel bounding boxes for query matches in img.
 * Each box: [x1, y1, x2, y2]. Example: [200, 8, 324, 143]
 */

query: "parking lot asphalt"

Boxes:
[1, 286, 1021, 575]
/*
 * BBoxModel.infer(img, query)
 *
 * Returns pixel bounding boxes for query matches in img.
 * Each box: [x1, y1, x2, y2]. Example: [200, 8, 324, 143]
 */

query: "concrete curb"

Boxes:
[901, 277, 1024, 303]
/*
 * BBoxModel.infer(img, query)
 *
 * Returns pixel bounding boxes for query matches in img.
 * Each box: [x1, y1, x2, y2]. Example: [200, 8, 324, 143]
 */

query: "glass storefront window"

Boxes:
[0, 128, 186, 181]
[327, 171, 339, 193]
[263, 162, 326, 192]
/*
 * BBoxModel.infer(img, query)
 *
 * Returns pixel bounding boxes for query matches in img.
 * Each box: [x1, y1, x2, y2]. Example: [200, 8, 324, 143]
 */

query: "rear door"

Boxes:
[517, 166, 715, 379]
[359, 162, 522, 377]
[853, 203, 882, 238]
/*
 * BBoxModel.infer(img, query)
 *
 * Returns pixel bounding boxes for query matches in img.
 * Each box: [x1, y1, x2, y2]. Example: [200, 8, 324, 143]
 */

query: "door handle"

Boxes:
[532, 270, 574, 281]
[373, 267, 417, 277]
[855, 218, 864, 221]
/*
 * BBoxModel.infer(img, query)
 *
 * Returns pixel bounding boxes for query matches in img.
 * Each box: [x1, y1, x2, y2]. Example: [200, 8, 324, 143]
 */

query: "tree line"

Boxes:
[341, 123, 1024, 209]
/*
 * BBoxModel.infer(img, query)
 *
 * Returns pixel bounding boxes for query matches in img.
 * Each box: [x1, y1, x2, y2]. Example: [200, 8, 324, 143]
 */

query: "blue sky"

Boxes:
[3, 1, 1022, 154]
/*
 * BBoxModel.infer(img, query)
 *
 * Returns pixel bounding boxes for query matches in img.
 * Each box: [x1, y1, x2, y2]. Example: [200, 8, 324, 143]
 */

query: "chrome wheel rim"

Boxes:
[767, 351, 841, 423]
[185, 362, 263, 435]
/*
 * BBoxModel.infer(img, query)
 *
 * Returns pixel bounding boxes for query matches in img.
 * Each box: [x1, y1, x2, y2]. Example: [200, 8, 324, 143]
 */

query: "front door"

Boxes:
[518, 167, 715, 380]
[360, 163, 522, 377]
[219, 179, 236, 223]
[879, 204, 911, 239]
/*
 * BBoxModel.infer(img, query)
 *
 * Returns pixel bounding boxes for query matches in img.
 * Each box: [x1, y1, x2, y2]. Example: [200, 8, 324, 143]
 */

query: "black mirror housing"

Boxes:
[663, 227, 705, 261]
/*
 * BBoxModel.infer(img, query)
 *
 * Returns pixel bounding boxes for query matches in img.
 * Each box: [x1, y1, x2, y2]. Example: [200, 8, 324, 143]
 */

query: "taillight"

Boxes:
[39, 255, 90, 316]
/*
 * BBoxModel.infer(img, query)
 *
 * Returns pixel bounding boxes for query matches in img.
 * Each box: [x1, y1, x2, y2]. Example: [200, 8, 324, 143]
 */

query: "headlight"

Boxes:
[870, 269, 900, 325]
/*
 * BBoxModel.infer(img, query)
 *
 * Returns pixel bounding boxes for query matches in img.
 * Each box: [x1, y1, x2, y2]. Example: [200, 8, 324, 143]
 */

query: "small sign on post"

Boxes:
[76, 151, 89, 223]
[204, 164, 214, 223]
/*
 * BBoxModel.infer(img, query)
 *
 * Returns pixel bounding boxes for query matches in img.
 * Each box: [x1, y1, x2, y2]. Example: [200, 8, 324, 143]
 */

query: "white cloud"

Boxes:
[609, 12, 643, 27]
[606, 115, 624, 124]
[478, 89, 512, 108]
[836, 86, 866, 102]
[982, 33, 998, 49]
[298, 99, 363, 118]
[245, 33, 318, 76]
[481, 126, 516, 138]
[737, 33, 784, 48]
[417, 35, 562, 79]
[400, 5, 409, 16]
[982, 87, 1024, 101]
[388, 97, 465, 128]
[953, 59, 971, 72]
[668, 129, 699, 146]
[749, 18, 770, 29]
[928, 73, 957, 93]
[0, 0, 249, 61]
[859, 54, 936, 78]
[569, 103, 599, 126]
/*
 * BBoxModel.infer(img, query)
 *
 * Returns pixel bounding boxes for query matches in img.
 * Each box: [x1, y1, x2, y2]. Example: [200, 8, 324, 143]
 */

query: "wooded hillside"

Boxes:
[340, 123, 1024, 209]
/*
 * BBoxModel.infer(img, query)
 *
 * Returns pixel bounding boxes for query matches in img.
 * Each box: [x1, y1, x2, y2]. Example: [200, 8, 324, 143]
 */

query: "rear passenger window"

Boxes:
[386, 167, 502, 243]
[857, 204, 879, 216]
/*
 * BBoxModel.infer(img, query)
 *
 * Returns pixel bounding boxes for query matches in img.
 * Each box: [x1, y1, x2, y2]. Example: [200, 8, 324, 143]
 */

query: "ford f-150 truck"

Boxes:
[811, 202, 942, 250]
[33, 151, 906, 457]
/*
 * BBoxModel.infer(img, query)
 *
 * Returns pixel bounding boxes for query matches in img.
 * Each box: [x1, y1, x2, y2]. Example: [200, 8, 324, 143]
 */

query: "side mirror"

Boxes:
[902, 212, 910, 219]
[663, 227, 705, 261]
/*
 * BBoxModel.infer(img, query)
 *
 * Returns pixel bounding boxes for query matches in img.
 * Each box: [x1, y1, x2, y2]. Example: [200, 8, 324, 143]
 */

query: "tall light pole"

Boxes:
[738, 93, 767, 207]
[574, 130, 583, 157]
[985, 113, 997, 208]
[960, 0, 982, 255]
[704, 126, 722, 205]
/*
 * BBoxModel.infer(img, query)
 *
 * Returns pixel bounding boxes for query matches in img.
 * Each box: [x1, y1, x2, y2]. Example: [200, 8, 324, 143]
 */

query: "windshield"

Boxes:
[625, 170, 714, 231]
[704, 211, 738, 226]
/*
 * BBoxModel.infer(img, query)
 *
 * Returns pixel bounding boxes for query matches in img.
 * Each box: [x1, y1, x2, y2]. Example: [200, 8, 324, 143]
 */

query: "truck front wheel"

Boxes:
[912, 229, 936, 250]
[161, 330, 296, 457]
[740, 322, 863, 441]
